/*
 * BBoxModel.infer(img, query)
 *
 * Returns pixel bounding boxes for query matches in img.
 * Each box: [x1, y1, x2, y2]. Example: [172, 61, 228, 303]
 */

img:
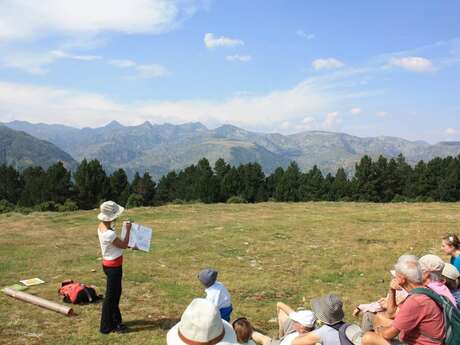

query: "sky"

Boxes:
[0, 0, 459, 143]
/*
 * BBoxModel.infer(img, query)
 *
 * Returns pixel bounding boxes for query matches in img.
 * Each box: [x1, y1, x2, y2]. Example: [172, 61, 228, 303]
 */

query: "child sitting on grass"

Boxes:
[233, 317, 256, 345]
[198, 268, 233, 321]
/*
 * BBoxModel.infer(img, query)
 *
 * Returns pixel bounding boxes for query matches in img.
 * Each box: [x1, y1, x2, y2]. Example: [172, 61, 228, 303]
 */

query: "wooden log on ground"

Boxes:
[3, 287, 74, 316]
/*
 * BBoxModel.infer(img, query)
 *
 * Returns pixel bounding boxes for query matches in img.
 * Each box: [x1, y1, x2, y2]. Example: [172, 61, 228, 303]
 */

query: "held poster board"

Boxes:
[121, 222, 152, 252]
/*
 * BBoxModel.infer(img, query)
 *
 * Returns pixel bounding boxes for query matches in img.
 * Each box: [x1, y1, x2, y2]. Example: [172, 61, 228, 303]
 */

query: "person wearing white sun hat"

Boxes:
[167, 298, 238, 345]
[97, 200, 132, 334]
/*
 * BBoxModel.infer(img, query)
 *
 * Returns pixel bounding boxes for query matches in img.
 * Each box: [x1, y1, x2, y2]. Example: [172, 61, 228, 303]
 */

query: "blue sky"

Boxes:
[0, 0, 459, 142]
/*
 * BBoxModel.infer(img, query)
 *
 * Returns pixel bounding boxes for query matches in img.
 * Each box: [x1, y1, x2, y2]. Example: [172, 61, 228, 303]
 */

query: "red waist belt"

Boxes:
[103, 255, 123, 267]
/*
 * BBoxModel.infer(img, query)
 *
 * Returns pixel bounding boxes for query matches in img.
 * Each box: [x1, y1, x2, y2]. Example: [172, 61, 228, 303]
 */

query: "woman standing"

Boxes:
[441, 233, 460, 272]
[97, 201, 132, 334]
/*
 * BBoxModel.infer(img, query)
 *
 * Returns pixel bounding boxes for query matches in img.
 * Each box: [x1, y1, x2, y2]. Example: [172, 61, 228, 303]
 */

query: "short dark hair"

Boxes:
[232, 317, 253, 343]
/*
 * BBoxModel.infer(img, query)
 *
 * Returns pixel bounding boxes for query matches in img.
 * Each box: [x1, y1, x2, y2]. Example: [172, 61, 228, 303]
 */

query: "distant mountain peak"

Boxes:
[104, 120, 124, 129]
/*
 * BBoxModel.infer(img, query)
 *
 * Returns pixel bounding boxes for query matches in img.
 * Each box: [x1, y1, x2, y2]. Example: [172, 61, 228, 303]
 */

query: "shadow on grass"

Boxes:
[123, 318, 180, 333]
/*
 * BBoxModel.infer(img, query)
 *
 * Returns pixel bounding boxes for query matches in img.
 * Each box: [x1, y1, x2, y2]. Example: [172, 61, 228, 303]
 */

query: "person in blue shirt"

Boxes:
[441, 233, 460, 272]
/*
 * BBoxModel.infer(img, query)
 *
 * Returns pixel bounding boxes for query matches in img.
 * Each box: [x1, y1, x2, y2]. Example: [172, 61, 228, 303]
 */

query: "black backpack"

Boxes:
[330, 322, 355, 345]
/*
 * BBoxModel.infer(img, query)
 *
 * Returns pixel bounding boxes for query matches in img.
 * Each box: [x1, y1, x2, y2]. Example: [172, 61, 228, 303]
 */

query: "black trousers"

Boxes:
[100, 265, 123, 333]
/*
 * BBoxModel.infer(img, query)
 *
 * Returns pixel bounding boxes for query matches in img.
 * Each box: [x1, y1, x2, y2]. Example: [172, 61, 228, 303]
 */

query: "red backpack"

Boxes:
[58, 280, 101, 304]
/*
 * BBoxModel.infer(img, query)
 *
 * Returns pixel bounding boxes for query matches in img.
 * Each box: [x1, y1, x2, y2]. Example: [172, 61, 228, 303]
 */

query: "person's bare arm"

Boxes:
[291, 331, 321, 345]
[112, 222, 132, 249]
[385, 280, 399, 318]
[276, 302, 295, 315]
[375, 324, 399, 340]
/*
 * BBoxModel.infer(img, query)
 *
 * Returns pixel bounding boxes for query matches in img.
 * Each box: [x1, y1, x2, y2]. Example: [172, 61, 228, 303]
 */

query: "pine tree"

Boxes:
[19, 166, 47, 207]
[74, 159, 111, 209]
[275, 161, 301, 201]
[45, 161, 72, 204]
[0, 165, 23, 204]
[110, 168, 129, 206]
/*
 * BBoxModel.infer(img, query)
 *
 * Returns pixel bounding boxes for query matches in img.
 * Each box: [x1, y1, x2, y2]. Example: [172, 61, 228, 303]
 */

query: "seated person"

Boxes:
[442, 262, 460, 307]
[252, 302, 315, 345]
[361, 254, 445, 345]
[292, 294, 347, 345]
[419, 254, 456, 306]
[198, 268, 233, 321]
[233, 317, 256, 345]
[166, 298, 237, 345]
[353, 270, 408, 332]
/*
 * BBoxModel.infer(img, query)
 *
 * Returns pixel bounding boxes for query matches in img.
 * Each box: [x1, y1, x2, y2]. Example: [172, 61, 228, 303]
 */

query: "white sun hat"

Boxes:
[167, 298, 237, 345]
[289, 310, 316, 328]
[97, 201, 125, 222]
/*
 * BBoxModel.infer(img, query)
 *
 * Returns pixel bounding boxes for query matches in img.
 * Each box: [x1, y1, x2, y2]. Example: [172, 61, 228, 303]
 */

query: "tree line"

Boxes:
[1, 154, 459, 213]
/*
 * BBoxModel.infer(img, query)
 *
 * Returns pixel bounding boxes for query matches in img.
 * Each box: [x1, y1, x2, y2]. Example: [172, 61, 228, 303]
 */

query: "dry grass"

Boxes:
[0, 202, 459, 345]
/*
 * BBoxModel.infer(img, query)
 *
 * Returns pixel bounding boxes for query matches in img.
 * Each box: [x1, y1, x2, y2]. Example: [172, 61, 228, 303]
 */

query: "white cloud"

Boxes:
[204, 33, 244, 48]
[135, 64, 168, 78]
[0, 0, 205, 42]
[446, 128, 457, 136]
[296, 30, 315, 40]
[376, 111, 386, 117]
[109, 59, 137, 68]
[389, 56, 434, 72]
[50, 50, 101, 61]
[0, 76, 348, 132]
[226, 55, 252, 62]
[109, 59, 168, 78]
[322, 112, 341, 129]
[350, 107, 362, 115]
[312, 58, 344, 70]
[0, 49, 101, 74]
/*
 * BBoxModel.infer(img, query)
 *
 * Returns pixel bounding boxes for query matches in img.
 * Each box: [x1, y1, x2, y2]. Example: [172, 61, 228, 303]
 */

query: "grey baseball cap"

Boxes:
[198, 269, 218, 288]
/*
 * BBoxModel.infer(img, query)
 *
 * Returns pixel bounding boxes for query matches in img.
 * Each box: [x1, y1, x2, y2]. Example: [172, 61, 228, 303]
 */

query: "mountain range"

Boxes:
[3, 120, 460, 179]
[0, 125, 77, 170]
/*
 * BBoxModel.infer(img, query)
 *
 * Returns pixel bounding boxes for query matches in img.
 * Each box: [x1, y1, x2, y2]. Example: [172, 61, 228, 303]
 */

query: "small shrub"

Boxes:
[34, 201, 57, 212]
[171, 199, 186, 205]
[0, 200, 15, 214]
[226, 196, 248, 204]
[15, 207, 33, 215]
[126, 194, 144, 209]
[57, 199, 79, 212]
[391, 195, 407, 203]
[414, 196, 435, 203]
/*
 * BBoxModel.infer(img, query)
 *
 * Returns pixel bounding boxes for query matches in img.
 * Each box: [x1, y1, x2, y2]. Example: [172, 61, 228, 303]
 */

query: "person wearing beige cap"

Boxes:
[361, 254, 445, 345]
[442, 262, 460, 307]
[97, 200, 132, 334]
[167, 298, 238, 345]
[419, 254, 456, 306]
[252, 302, 316, 345]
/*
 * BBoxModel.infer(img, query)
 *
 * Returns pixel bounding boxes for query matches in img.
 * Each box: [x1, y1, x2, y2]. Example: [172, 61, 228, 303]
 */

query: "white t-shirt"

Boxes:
[279, 331, 299, 345]
[98, 229, 123, 260]
[205, 281, 232, 309]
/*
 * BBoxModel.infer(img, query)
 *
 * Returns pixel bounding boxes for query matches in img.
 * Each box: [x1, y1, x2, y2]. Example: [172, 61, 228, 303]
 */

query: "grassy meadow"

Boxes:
[0, 202, 459, 344]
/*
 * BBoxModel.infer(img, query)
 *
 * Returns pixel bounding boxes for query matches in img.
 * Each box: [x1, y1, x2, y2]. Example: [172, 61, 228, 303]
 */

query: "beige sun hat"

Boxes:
[167, 298, 237, 345]
[442, 262, 460, 280]
[97, 201, 124, 222]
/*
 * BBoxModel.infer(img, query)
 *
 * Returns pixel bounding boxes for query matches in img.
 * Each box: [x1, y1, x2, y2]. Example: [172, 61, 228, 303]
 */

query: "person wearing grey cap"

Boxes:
[198, 268, 233, 321]
[291, 294, 345, 345]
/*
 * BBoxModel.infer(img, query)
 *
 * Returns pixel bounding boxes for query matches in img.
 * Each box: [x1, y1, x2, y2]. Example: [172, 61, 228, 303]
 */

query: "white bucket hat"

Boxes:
[167, 298, 237, 345]
[97, 201, 124, 222]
